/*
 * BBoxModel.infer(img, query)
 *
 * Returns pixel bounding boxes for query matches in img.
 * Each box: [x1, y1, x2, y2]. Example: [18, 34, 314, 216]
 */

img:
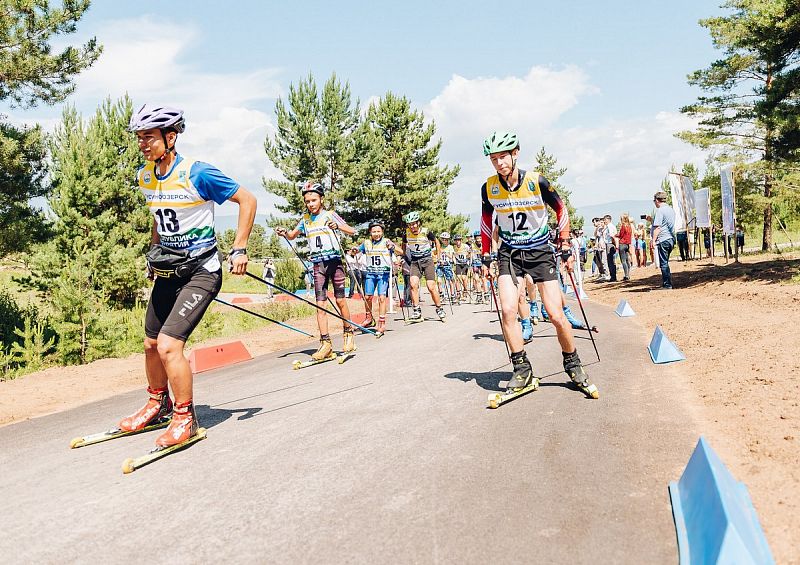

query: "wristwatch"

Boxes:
[230, 248, 247, 258]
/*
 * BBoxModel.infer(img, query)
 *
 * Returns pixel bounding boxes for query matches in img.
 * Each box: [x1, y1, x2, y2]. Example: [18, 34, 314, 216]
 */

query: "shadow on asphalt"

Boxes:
[196, 404, 263, 429]
[445, 363, 600, 393]
[472, 332, 504, 342]
[278, 349, 317, 358]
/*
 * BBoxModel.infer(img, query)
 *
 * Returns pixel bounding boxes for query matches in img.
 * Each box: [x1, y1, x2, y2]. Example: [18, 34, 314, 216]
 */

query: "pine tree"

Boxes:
[344, 92, 465, 239]
[0, 0, 102, 256]
[678, 0, 800, 250]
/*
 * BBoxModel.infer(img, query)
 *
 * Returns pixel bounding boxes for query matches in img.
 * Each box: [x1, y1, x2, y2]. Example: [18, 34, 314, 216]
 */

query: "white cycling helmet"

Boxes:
[129, 104, 185, 133]
[440, 232, 451, 239]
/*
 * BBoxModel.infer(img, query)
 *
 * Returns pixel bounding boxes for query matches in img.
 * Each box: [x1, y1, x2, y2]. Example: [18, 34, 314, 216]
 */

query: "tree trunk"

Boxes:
[762, 174, 773, 251]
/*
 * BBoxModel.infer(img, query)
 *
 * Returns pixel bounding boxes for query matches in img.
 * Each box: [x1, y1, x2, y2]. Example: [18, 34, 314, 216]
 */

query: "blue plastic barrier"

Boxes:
[648, 325, 685, 364]
[669, 437, 774, 564]
[615, 299, 636, 317]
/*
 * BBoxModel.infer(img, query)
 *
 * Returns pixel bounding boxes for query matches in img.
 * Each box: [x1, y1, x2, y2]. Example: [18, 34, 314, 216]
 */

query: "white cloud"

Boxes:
[424, 66, 705, 226]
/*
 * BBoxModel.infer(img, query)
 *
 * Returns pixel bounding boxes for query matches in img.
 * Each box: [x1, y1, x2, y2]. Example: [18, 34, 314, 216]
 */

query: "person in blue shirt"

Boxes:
[652, 191, 676, 289]
[120, 104, 257, 448]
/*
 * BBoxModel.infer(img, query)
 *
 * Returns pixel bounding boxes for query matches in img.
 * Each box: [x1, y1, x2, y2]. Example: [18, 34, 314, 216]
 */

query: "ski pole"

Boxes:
[566, 269, 601, 363]
[330, 229, 367, 303]
[213, 298, 314, 337]
[489, 276, 512, 362]
[244, 271, 380, 337]
[281, 234, 341, 316]
[393, 274, 409, 323]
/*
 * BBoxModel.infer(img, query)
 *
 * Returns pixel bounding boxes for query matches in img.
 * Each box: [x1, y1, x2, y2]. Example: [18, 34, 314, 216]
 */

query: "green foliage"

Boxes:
[344, 92, 465, 240]
[10, 317, 54, 372]
[0, 288, 51, 379]
[29, 97, 149, 307]
[534, 146, 582, 231]
[264, 74, 466, 241]
[275, 257, 305, 292]
[0, 0, 102, 108]
[678, 0, 800, 250]
[0, 121, 50, 254]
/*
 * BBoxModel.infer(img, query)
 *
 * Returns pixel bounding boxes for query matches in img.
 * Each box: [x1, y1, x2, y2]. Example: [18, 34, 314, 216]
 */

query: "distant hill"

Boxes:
[576, 199, 655, 227]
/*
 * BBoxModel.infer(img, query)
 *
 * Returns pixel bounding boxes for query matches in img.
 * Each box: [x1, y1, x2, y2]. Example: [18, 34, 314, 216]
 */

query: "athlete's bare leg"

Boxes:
[497, 274, 524, 352]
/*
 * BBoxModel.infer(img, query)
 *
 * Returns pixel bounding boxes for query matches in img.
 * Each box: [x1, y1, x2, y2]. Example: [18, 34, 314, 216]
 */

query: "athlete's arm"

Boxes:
[151, 218, 160, 245]
[328, 212, 355, 236]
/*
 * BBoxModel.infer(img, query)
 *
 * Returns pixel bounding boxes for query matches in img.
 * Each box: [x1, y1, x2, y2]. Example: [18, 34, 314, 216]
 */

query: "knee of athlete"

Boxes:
[156, 335, 183, 360]
[143, 337, 159, 355]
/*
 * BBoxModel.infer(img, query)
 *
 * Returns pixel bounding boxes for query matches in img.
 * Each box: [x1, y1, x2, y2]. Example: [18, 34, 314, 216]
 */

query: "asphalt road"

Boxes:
[0, 298, 700, 564]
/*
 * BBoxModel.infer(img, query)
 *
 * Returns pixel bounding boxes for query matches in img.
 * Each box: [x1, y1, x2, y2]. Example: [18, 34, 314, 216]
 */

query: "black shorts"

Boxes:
[145, 268, 222, 342]
[410, 256, 435, 280]
[313, 258, 346, 302]
[455, 264, 469, 276]
[497, 245, 558, 283]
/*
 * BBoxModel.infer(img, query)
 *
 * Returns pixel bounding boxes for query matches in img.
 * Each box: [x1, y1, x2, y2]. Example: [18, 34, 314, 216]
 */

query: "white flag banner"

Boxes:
[721, 168, 736, 235]
[669, 174, 688, 232]
[695, 188, 711, 228]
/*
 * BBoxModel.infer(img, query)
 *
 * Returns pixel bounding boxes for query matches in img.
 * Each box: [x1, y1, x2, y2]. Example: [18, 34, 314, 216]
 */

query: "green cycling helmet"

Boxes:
[403, 211, 420, 224]
[483, 131, 519, 156]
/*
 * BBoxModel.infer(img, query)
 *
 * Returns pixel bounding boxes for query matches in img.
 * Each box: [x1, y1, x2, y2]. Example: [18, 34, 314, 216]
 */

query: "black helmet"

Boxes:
[368, 219, 384, 230]
[300, 181, 325, 196]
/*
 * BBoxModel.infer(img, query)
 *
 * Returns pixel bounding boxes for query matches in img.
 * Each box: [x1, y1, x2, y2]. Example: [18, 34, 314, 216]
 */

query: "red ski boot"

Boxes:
[119, 387, 172, 432]
[155, 400, 199, 447]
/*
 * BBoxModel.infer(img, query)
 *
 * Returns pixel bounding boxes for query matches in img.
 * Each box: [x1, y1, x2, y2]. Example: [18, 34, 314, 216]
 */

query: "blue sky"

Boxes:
[3, 0, 724, 224]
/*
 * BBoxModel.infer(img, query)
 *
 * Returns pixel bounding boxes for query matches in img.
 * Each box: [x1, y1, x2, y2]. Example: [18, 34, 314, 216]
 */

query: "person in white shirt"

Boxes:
[603, 214, 618, 282]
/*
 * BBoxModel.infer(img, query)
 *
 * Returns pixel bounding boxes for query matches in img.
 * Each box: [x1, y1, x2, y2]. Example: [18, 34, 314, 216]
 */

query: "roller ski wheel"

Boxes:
[69, 417, 171, 449]
[122, 427, 207, 474]
[337, 352, 355, 364]
[293, 353, 337, 370]
[488, 379, 540, 408]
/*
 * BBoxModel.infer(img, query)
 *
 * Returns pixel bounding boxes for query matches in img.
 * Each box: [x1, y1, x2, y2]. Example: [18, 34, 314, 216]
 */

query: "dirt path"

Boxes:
[584, 252, 800, 563]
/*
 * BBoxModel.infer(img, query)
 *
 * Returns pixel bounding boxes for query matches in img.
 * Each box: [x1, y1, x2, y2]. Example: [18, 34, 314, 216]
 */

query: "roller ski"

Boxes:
[71, 386, 172, 449]
[563, 305, 598, 333]
[405, 306, 424, 324]
[122, 401, 206, 474]
[293, 336, 336, 369]
[563, 350, 599, 399]
[488, 352, 539, 408]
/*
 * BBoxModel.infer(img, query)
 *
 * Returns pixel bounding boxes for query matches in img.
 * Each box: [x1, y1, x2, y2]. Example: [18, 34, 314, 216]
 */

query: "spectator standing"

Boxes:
[652, 191, 676, 289]
[603, 214, 618, 282]
[736, 224, 745, 254]
[262, 257, 276, 298]
[345, 248, 359, 297]
[617, 213, 633, 281]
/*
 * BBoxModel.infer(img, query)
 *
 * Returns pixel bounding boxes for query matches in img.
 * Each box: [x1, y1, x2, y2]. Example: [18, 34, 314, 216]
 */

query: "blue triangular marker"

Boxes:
[615, 300, 635, 317]
[648, 325, 685, 364]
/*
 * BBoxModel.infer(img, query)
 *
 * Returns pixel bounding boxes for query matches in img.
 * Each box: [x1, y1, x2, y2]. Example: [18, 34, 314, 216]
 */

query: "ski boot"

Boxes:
[408, 306, 423, 323]
[520, 318, 533, 343]
[563, 350, 599, 399]
[436, 306, 447, 322]
[540, 303, 550, 323]
[342, 328, 356, 352]
[155, 400, 199, 447]
[530, 300, 540, 325]
[563, 305, 586, 330]
[312, 336, 335, 361]
[507, 351, 536, 393]
[363, 314, 376, 328]
[119, 386, 173, 432]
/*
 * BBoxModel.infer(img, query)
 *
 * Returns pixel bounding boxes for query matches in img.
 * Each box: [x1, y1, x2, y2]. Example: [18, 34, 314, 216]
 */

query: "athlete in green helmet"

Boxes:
[479, 131, 598, 399]
[401, 211, 446, 322]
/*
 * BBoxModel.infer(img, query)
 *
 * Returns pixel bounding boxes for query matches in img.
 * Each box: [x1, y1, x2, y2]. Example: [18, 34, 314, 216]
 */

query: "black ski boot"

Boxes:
[562, 350, 599, 399]
[507, 351, 536, 393]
